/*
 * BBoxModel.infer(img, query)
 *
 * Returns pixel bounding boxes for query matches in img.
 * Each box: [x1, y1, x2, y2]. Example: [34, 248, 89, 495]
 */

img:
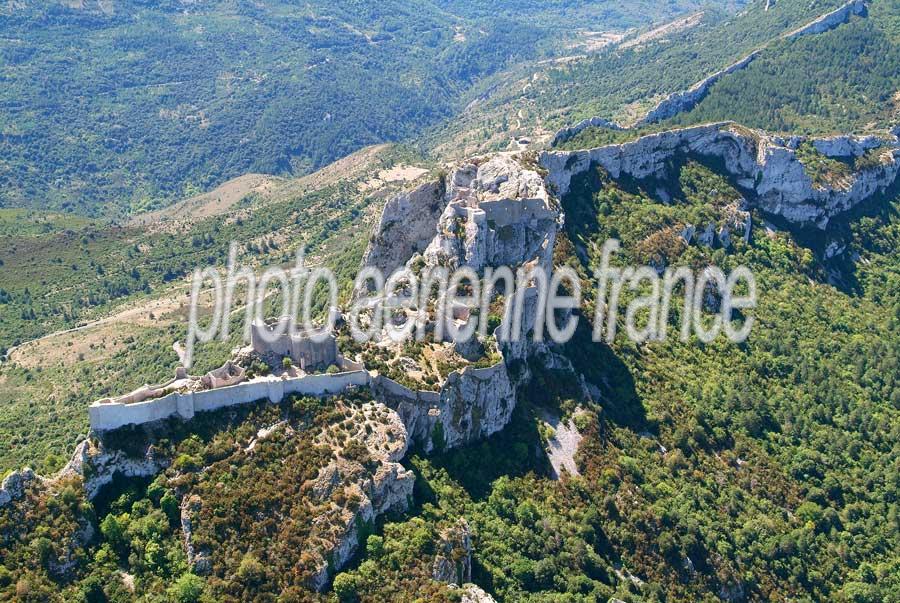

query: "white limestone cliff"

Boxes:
[432, 518, 473, 585]
[362, 153, 562, 453]
[542, 123, 899, 229]
[363, 179, 447, 277]
[61, 439, 169, 500]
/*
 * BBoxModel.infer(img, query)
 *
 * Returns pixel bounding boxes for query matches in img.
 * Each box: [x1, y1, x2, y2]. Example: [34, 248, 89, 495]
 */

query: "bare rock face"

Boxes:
[422, 155, 559, 272]
[542, 123, 899, 229]
[433, 519, 473, 585]
[812, 134, 883, 158]
[363, 180, 446, 276]
[303, 403, 415, 591]
[459, 584, 498, 603]
[0, 467, 39, 507]
[61, 439, 168, 500]
[363, 152, 560, 454]
[784, 0, 867, 39]
[372, 361, 516, 454]
[306, 458, 415, 591]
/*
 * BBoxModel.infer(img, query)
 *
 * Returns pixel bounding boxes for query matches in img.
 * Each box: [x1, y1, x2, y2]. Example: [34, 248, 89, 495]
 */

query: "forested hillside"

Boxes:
[0, 0, 710, 216]
[424, 0, 854, 158]
[669, 0, 900, 133]
[1, 1, 899, 601]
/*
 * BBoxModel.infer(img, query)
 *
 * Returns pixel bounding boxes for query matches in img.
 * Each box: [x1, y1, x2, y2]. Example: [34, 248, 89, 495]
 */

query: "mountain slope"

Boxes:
[668, 0, 900, 133]
[0, 0, 711, 216]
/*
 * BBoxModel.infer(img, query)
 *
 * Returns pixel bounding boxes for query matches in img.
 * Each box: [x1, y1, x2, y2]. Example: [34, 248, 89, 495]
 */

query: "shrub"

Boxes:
[333, 573, 360, 602]
[168, 574, 205, 603]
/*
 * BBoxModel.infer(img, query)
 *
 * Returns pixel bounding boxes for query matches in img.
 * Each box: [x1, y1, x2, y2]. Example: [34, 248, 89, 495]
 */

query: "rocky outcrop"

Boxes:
[363, 153, 561, 453]
[637, 51, 761, 126]
[432, 519, 473, 585]
[459, 584, 497, 603]
[811, 134, 883, 158]
[0, 467, 40, 507]
[304, 403, 415, 590]
[372, 361, 516, 453]
[362, 180, 447, 276]
[307, 458, 415, 591]
[420, 155, 559, 272]
[541, 123, 900, 229]
[552, 116, 624, 146]
[59, 439, 169, 500]
[784, 0, 867, 39]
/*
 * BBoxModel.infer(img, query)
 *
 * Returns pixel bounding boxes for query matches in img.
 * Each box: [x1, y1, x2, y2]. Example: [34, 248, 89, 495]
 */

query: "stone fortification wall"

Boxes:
[89, 370, 370, 431]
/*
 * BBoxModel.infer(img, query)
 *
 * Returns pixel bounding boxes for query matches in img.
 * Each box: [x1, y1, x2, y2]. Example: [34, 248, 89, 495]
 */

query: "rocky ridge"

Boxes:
[554, 0, 869, 136]
[363, 153, 562, 452]
[636, 51, 761, 126]
[542, 122, 900, 229]
[784, 0, 867, 39]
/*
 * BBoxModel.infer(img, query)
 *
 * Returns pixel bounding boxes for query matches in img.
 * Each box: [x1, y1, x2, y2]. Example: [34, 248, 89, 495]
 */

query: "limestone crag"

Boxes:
[542, 123, 900, 228]
[307, 458, 415, 591]
[459, 585, 498, 603]
[637, 51, 761, 126]
[60, 439, 169, 500]
[363, 180, 447, 277]
[304, 403, 415, 590]
[784, 0, 867, 39]
[0, 467, 40, 507]
[421, 155, 559, 272]
[432, 518, 473, 585]
[361, 153, 561, 453]
[373, 361, 516, 453]
[811, 134, 883, 158]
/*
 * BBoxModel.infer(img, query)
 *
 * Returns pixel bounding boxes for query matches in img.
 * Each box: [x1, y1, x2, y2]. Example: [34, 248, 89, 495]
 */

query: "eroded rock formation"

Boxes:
[542, 123, 900, 228]
[362, 153, 562, 452]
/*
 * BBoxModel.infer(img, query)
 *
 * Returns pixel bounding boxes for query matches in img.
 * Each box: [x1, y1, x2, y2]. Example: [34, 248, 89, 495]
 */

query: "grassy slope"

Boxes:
[0, 144, 425, 474]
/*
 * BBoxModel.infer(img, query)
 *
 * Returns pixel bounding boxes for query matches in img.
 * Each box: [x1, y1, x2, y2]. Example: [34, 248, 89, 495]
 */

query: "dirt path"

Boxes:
[5, 288, 191, 369]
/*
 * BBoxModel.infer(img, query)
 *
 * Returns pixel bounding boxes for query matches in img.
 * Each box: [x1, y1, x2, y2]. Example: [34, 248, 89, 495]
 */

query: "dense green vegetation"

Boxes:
[333, 158, 900, 602]
[2, 0, 899, 601]
[427, 0, 849, 153]
[0, 392, 398, 601]
[669, 0, 900, 134]
[8, 153, 896, 602]
[0, 0, 711, 216]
